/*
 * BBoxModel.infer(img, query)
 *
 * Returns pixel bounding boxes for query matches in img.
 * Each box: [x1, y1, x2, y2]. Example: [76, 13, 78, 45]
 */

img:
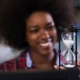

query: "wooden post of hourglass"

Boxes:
[70, 26, 78, 68]
[75, 27, 78, 68]
[58, 27, 62, 69]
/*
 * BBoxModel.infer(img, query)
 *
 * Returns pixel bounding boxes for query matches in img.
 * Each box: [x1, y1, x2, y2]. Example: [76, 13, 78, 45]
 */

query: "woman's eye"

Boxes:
[30, 29, 39, 33]
[47, 26, 54, 30]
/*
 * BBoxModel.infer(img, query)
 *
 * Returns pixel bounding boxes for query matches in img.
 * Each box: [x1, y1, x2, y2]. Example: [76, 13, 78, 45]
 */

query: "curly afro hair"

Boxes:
[0, 0, 76, 49]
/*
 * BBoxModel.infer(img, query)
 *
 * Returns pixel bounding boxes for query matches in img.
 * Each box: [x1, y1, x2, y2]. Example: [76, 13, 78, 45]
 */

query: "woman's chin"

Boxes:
[39, 50, 52, 56]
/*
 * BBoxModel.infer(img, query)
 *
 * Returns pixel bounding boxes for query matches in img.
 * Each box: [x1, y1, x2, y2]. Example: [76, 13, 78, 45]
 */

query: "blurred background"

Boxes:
[0, 0, 80, 61]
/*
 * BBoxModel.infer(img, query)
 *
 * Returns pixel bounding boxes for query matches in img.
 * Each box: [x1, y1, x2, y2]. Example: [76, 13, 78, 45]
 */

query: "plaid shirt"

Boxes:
[0, 49, 67, 72]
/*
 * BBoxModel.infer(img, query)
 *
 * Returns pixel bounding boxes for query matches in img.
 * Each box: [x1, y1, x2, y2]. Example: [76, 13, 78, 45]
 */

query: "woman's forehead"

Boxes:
[25, 11, 54, 27]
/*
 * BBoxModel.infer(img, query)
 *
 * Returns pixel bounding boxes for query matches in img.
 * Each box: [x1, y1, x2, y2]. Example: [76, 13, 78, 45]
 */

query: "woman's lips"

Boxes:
[39, 42, 52, 47]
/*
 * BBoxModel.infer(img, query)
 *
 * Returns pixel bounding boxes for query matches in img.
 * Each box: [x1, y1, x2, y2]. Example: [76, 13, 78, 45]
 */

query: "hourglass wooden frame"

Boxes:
[58, 25, 80, 69]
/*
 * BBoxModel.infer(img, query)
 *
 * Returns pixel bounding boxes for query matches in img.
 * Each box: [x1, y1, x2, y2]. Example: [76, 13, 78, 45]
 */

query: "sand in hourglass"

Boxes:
[63, 40, 74, 48]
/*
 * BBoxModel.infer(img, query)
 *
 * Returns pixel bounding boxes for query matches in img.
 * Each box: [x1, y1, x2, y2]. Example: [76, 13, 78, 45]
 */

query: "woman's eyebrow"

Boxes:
[27, 22, 55, 29]
[46, 22, 54, 26]
[27, 25, 39, 29]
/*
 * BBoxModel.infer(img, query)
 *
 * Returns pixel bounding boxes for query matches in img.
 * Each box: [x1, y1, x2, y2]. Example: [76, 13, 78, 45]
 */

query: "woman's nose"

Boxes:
[40, 30, 50, 39]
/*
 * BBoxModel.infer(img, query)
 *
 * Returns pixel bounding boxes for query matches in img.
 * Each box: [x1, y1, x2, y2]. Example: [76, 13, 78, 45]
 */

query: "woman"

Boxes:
[0, 0, 79, 71]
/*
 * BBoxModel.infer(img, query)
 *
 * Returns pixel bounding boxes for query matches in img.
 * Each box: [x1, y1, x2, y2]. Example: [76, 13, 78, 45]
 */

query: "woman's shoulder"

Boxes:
[0, 50, 27, 72]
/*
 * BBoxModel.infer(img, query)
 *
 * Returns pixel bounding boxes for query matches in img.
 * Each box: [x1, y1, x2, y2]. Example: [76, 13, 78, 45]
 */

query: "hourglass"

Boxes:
[61, 31, 76, 68]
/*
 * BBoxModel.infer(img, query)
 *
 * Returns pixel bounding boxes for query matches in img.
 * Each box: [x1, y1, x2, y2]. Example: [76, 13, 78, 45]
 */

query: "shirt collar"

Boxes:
[26, 51, 32, 68]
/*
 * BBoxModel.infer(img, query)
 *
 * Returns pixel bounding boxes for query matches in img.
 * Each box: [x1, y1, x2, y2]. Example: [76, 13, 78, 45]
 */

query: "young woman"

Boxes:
[0, 0, 79, 71]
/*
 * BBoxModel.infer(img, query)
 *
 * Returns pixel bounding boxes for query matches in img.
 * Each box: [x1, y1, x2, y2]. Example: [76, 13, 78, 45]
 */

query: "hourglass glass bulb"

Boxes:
[61, 31, 76, 68]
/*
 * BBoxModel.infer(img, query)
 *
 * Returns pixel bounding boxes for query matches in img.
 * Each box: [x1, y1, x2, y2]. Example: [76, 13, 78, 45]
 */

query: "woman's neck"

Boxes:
[29, 49, 55, 69]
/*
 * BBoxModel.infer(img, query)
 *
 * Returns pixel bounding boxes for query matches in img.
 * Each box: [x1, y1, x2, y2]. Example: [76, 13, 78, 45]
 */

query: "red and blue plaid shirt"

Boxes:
[0, 49, 67, 72]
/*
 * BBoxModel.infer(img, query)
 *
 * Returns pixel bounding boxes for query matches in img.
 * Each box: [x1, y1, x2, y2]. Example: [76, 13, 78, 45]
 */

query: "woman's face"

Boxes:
[25, 11, 57, 55]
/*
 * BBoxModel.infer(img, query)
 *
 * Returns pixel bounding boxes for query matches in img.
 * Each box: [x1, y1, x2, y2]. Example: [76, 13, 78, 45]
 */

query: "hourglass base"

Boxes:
[63, 64, 75, 68]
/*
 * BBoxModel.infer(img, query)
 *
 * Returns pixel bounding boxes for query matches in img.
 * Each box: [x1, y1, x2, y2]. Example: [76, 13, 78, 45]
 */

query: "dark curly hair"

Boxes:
[0, 0, 76, 49]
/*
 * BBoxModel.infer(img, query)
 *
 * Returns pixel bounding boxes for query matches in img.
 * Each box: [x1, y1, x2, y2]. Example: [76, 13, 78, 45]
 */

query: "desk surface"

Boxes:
[0, 69, 79, 80]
